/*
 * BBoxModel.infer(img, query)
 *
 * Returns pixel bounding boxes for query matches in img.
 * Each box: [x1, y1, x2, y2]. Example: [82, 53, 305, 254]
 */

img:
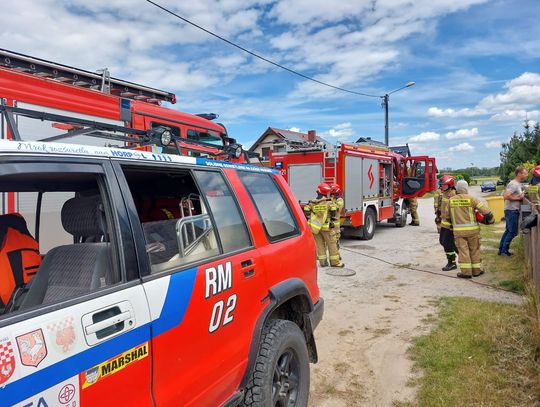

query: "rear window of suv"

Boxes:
[237, 171, 299, 242]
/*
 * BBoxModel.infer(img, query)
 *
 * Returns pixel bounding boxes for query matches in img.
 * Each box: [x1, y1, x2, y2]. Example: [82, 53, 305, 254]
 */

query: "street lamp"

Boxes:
[382, 81, 415, 146]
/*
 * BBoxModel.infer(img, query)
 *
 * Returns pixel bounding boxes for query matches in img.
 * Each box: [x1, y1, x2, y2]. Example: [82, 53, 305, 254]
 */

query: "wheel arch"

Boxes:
[239, 278, 319, 390]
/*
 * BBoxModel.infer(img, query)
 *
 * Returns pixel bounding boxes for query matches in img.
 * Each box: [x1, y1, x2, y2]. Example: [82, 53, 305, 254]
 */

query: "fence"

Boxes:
[523, 202, 540, 303]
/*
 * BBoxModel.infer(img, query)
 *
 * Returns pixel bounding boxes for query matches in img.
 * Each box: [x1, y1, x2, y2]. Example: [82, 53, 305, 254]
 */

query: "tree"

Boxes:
[499, 121, 540, 180]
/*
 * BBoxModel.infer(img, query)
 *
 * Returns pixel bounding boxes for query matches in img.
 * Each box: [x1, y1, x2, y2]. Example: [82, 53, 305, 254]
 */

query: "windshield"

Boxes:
[187, 129, 224, 146]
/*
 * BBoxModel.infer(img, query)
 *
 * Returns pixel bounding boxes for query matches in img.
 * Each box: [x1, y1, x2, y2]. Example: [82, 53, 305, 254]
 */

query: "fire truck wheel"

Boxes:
[360, 207, 377, 240]
[396, 202, 408, 228]
[242, 319, 310, 407]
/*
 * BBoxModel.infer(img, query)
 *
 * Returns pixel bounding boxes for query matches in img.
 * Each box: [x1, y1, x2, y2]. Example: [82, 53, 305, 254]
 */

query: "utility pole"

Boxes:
[381, 82, 415, 146]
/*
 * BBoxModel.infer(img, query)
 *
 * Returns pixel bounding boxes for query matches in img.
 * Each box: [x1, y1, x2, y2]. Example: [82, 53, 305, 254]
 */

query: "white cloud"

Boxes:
[288, 127, 302, 133]
[485, 141, 501, 148]
[490, 109, 540, 122]
[479, 72, 540, 110]
[449, 142, 474, 152]
[409, 131, 441, 142]
[445, 127, 478, 139]
[427, 107, 487, 118]
[320, 122, 354, 140]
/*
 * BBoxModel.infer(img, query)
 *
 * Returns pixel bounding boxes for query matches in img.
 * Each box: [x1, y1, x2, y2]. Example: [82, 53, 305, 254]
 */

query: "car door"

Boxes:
[0, 158, 153, 406]
[400, 156, 437, 198]
[112, 161, 268, 406]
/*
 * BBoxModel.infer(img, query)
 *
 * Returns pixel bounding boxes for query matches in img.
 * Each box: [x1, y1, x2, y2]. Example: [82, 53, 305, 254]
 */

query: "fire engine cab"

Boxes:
[270, 138, 437, 239]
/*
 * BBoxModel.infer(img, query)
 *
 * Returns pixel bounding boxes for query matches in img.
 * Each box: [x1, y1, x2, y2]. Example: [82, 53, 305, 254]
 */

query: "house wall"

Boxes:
[251, 134, 282, 162]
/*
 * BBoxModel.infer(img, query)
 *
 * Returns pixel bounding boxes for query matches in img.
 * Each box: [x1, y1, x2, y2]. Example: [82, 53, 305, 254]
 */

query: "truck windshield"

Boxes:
[187, 129, 224, 146]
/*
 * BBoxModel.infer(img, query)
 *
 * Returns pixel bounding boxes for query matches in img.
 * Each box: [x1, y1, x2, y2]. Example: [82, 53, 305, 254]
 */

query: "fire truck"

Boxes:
[0, 48, 246, 161]
[270, 138, 437, 239]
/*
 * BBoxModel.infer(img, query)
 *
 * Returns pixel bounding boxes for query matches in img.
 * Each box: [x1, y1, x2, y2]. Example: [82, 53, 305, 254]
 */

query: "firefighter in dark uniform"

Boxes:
[444, 180, 494, 278]
[304, 183, 344, 268]
[438, 175, 459, 271]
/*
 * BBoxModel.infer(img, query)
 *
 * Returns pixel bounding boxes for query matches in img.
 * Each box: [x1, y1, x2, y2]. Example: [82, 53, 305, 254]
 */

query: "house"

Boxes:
[248, 127, 330, 164]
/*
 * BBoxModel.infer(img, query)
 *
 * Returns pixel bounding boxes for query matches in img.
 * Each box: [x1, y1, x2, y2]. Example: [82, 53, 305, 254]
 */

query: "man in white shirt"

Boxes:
[498, 166, 528, 256]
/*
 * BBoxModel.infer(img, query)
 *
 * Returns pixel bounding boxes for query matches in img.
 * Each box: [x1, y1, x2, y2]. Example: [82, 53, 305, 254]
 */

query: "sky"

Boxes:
[1, 0, 539, 169]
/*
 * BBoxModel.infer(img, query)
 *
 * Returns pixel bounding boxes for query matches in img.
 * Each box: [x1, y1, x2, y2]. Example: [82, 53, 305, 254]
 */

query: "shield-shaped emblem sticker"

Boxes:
[16, 329, 48, 367]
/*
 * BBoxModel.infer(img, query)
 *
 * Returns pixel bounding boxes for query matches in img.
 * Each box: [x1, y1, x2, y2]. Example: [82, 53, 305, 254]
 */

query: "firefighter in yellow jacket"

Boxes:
[444, 180, 494, 278]
[438, 175, 458, 271]
[330, 183, 344, 242]
[304, 183, 344, 268]
[525, 165, 540, 205]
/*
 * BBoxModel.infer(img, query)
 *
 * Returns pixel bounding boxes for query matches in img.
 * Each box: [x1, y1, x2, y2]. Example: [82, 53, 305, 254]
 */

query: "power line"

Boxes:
[144, 0, 380, 98]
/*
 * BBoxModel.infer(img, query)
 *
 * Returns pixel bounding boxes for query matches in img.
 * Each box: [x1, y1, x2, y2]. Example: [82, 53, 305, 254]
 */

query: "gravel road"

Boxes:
[309, 196, 521, 407]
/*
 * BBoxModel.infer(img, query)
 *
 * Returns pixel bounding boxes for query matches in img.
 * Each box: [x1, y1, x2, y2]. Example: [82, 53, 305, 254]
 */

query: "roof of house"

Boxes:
[248, 127, 331, 151]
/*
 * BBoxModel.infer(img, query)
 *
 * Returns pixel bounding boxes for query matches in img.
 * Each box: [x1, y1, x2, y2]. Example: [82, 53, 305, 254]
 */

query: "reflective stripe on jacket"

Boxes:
[439, 189, 456, 229]
[446, 194, 488, 236]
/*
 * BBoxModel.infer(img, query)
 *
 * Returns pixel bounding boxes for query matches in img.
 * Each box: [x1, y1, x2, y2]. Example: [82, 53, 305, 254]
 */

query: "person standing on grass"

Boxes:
[498, 166, 528, 256]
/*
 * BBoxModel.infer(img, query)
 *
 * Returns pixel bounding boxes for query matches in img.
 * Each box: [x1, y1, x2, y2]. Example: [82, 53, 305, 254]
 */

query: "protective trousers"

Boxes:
[455, 233, 481, 276]
[439, 227, 457, 262]
[409, 198, 419, 225]
[314, 230, 341, 266]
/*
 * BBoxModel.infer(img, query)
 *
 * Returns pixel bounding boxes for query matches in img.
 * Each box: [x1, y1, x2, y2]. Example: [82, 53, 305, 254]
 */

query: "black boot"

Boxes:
[442, 261, 457, 271]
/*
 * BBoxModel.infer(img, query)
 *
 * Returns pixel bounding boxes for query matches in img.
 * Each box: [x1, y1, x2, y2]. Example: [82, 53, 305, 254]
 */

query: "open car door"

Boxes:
[400, 156, 437, 198]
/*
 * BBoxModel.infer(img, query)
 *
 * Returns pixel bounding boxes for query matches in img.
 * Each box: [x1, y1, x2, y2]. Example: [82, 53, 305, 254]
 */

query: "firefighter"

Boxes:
[304, 183, 344, 268]
[525, 165, 540, 205]
[329, 183, 344, 242]
[409, 197, 420, 226]
[444, 180, 494, 278]
[437, 175, 458, 271]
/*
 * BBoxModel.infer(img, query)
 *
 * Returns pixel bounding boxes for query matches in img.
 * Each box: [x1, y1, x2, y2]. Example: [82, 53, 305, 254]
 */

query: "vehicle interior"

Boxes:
[0, 172, 119, 315]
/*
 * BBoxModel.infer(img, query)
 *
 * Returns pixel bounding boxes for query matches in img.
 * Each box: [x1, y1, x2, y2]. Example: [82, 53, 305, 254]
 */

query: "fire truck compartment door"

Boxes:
[401, 156, 436, 198]
[362, 159, 379, 199]
[288, 164, 322, 203]
[344, 156, 363, 211]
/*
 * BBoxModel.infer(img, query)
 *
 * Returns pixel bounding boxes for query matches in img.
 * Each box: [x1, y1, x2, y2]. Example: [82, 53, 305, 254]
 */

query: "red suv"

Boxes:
[0, 140, 323, 406]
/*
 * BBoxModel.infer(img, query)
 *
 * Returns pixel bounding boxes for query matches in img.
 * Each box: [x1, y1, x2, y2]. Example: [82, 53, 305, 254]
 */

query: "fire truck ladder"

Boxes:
[0, 48, 176, 105]
[322, 150, 337, 184]
[0, 102, 242, 159]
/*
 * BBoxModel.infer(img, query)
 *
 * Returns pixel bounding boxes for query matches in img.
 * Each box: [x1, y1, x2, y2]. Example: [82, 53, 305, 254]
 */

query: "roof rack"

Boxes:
[0, 48, 176, 105]
[0, 102, 243, 159]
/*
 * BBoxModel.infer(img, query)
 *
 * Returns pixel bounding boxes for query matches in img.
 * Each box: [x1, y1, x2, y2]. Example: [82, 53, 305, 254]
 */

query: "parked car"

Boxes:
[0, 139, 323, 407]
[481, 181, 497, 192]
[496, 179, 505, 186]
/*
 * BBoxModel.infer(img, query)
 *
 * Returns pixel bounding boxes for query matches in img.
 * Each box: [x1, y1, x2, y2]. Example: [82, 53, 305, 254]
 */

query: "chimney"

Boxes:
[307, 130, 316, 142]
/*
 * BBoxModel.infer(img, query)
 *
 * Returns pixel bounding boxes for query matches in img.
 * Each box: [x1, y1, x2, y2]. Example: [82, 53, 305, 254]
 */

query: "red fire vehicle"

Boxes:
[0, 48, 245, 162]
[270, 138, 436, 239]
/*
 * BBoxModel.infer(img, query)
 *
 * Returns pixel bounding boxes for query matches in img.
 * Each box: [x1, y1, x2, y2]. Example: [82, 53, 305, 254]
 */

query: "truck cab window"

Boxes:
[120, 166, 220, 274]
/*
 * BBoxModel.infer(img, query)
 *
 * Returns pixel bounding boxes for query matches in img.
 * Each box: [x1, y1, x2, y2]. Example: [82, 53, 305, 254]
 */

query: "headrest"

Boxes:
[0, 212, 33, 244]
[61, 196, 106, 238]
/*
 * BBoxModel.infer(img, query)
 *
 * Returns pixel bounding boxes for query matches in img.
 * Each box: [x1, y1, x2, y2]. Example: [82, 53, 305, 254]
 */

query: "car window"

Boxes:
[120, 165, 220, 274]
[0, 168, 121, 318]
[237, 171, 299, 242]
[193, 170, 251, 253]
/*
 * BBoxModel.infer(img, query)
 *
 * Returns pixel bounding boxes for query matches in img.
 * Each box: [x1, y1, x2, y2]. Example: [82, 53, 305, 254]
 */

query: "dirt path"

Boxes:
[309, 198, 522, 407]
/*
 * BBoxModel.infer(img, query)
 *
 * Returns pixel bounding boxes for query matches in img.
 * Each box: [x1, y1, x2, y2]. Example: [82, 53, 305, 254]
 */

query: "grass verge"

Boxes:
[400, 297, 540, 407]
[480, 224, 526, 293]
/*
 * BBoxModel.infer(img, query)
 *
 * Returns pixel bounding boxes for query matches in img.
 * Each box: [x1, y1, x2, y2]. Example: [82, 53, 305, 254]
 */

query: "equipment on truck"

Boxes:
[270, 139, 436, 240]
[0, 48, 247, 161]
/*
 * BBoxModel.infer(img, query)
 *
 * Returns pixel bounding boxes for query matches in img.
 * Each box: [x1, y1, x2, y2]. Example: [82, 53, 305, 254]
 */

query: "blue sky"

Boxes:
[2, 0, 539, 169]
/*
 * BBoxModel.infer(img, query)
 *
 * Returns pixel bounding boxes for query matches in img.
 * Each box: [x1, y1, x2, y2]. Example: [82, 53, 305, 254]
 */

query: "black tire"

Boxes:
[395, 202, 408, 228]
[360, 207, 376, 240]
[242, 319, 310, 407]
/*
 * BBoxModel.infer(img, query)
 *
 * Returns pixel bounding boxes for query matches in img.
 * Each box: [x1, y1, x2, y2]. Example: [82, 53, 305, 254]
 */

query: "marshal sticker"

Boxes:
[81, 342, 149, 389]
[16, 329, 47, 367]
[0, 336, 15, 385]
